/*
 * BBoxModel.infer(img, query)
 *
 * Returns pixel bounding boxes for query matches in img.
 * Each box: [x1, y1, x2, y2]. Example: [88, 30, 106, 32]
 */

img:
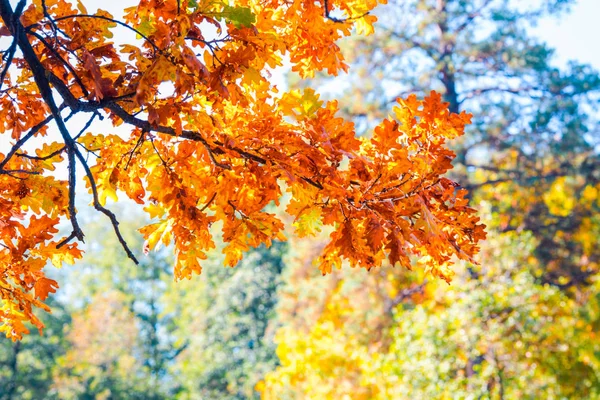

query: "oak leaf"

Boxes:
[0, 0, 483, 340]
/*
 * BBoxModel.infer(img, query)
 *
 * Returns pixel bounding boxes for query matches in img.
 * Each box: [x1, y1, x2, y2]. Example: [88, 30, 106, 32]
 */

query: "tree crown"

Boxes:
[0, 0, 484, 340]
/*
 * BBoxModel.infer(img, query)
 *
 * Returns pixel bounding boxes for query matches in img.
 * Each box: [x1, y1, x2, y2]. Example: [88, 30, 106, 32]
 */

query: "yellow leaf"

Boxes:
[293, 206, 323, 237]
[354, 14, 377, 35]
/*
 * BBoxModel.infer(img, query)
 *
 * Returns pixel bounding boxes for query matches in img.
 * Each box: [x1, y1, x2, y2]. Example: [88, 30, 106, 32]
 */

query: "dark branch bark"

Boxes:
[383, 282, 427, 314]
[73, 145, 139, 264]
[16, 146, 65, 161]
[454, 0, 494, 34]
[0, 34, 19, 93]
[323, 0, 370, 23]
[435, 0, 459, 114]
[0, 112, 57, 171]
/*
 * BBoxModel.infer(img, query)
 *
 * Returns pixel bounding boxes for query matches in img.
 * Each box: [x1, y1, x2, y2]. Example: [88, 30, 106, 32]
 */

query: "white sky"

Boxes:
[535, 0, 600, 69]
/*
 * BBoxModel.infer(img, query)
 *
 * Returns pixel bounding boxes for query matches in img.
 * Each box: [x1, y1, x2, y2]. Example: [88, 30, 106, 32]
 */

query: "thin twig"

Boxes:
[50, 14, 161, 54]
[57, 145, 85, 247]
[73, 146, 139, 264]
[73, 111, 98, 140]
[0, 35, 18, 93]
[323, 0, 370, 23]
[124, 129, 146, 170]
[199, 192, 216, 212]
[0, 112, 59, 170]
[0, 169, 40, 176]
[149, 136, 171, 169]
[16, 146, 65, 161]
[26, 30, 90, 97]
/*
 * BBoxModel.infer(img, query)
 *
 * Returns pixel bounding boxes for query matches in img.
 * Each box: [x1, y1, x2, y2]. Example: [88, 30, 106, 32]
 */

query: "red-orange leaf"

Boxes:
[34, 277, 59, 301]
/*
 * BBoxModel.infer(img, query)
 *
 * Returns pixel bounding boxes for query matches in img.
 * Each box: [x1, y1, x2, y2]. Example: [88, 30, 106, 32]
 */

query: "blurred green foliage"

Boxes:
[0, 205, 286, 399]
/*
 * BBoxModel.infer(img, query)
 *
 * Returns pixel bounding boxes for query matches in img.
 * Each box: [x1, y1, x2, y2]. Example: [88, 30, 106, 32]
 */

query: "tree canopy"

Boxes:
[0, 0, 485, 340]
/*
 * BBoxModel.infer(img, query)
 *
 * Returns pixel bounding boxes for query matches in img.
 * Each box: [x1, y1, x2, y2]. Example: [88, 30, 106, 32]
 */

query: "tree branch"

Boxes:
[0, 36, 18, 93]
[454, 0, 494, 34]
[49, 14, 161, 53]
[384, 281, 427, 314]
[0, 0, 25, 103]
[0, 112, 57, 170]
[73, 146, 139, 264]
[56, 145, 84, 247]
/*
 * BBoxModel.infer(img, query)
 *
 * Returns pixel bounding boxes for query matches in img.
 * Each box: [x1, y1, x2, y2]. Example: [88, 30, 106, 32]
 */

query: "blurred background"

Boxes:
[2, 0, 600, 399]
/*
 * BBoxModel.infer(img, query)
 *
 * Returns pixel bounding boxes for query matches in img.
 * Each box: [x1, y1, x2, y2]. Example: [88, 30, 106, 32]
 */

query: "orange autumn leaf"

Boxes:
[82, 49, 118, 101]
[0, 0, 483, 340]
[34, 277, 59, 301]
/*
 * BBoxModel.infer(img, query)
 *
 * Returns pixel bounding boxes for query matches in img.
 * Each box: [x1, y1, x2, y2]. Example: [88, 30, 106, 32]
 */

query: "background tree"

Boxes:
[263, 232, 600, 399]
[0, 298, 70, 400]
[260, 0, 600, 397]
[168, 242, 286, 400]
[318, 0, 600, 288]
[51, 291, 152, 400]
[370, 232, 600, 399]
[50, 206, 181, 398]
[1, 202, 288, 398]
[260, 236, 426, 399]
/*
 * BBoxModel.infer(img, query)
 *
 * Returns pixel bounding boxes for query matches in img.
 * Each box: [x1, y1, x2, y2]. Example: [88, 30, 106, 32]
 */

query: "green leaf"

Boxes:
[136, 16, 154, 38]
[299, 88, 323, 117]
[222, 5, 256, 28]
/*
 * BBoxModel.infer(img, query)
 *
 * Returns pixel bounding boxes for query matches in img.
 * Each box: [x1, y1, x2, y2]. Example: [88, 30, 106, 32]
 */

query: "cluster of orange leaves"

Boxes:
[0, 0, 484, 340]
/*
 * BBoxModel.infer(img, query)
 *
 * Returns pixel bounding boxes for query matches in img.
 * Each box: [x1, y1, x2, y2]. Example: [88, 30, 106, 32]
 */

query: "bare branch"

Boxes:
[73, 111, 98, 140]
[1, 1, 26, 69]
[124, 129, 146, 170]
[0, 35, 18, 93]
[0, 169, 40, 176]
[454, 0, 494, 34]
[16, 146, 65, 161]
[73, 146, 139, 264]
[384, 281, 427, 314]
[56, 230, 78, 249]
[199, 192, 217, 212]
[64, 146, 85, 244]
[0, 112, 58, 170]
